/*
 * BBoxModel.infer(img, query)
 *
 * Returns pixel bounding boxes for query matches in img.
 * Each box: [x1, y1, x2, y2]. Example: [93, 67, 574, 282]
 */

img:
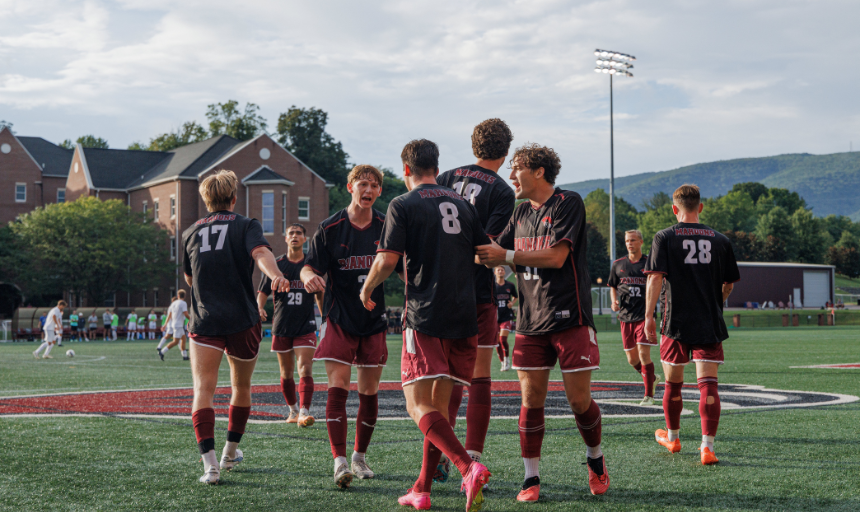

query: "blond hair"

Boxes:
[57, 300, 68, 307]
[624, 229, 643, 241]
[347, 165, 383, 186]
[177, 289, 186, 299]
[673, 184, 701, 212]
[200, 170, 238, 212]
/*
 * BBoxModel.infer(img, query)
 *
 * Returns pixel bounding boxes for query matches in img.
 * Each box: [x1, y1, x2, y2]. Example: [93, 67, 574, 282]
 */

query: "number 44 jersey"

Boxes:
[182, 211, 271, 336]
[259, 256, 316, 337]
[644, 222, 740, 345]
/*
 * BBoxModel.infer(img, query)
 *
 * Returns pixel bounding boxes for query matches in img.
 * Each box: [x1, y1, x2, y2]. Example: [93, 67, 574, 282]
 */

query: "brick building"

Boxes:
[2, 128, 331, 308]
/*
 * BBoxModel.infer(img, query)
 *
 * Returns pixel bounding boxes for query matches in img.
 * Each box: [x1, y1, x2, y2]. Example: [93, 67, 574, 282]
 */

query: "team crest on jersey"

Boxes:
[542, 216, 553, 228]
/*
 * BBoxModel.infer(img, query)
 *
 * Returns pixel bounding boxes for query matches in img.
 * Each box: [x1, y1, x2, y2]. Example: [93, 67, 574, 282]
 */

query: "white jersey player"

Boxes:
[33, 301, 66, 359]
[158, 291, 190, 360]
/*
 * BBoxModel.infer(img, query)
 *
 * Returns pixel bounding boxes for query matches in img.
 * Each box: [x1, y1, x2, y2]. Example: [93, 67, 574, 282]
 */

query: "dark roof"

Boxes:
[243, 166, 292, 183]
[126, 135, 240, 189]
[17, 137, 73, 177]
[82, 148, 170, 189]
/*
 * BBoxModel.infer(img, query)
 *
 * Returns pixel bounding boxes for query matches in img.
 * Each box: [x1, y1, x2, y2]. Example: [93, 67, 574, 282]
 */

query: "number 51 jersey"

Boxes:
[182, 210, 271, 336]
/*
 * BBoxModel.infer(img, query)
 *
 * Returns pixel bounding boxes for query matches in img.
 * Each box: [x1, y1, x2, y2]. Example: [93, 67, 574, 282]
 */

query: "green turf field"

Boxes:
[1, 327, 859, 511]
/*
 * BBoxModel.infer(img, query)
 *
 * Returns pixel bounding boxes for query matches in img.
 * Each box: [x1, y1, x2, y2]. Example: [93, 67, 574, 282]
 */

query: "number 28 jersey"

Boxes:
[259, 255, 316, 337]
[644, 223, 740, 345]
[182, 210, 271, 336]
[607, 255, 648, 323]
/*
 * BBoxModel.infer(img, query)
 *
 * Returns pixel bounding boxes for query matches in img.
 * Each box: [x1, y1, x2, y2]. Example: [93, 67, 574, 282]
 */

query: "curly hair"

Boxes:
[400, 139, 439, 177]
[348, 164, 383, 185]
[510, 143, 561, 185]
[471, 118, 513, 160]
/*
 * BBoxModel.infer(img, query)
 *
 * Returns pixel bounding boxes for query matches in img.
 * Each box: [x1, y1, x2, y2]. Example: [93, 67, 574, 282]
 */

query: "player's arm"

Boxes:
[256, 291, 268, 321]
[314, 291, 324, 317]
[610, 287, 619, 312]
[360, 252, 400, 311]
[252, 246, 289, 293]
[301, 266, 326, 294]
[476, 240, 571, 269]
[643, 273, 663, 343]
[722, 282, 734, 302]
[162, 312, 171, 331]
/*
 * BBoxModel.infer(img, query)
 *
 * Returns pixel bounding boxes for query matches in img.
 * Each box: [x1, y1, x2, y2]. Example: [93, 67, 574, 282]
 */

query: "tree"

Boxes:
[701, 191, 757, 233]
[821, 214, 860, 241]
[583, 189, 639, 255]
[756, 188, 806, 217]
[730, 182, 769, 203]
[826, 246, 860, 278]
[60, 135, 109, 149]
[9, 197, 173, 305]
[639, 203, 676, 247]
[586, 222, 610, 284]
[206, 100, 268, 141]
[640, 191, 672, 212]
[790, 208, 825, 264]
[144, 121, 209, 151]
[276, 106, 350, 186]
[0, 120, 13, 134]
[724, 231, 761, 262]
[755, 206, 794, 261]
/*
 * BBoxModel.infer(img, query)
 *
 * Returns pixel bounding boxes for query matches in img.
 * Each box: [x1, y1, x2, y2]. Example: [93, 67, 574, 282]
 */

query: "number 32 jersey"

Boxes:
[182, 211, 271, 336]
[644, 223, 740, 345]
[607, 255, 648, 323]
[259, 255, 316, 338]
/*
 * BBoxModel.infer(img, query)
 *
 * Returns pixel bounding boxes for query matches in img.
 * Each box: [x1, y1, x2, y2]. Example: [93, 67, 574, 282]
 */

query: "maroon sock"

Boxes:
[192, 408, 215, 454]
[465, 377, 492, 453]
[281, 377, 297, 407]
[574, 399, 602, 447]
[697, 377, 720, 436]
[518, 406, 545, 458]
[298, 376, 314, 410]
[227, 405, 251, 443]
[633, 362, 642, 373]
[643, 363, 656, 398]
[413, 437, 443, 494]
[418, 411, 472, 477]
[664, 381, 684, 430]
[496, 339, 506, 361]
[448, 385, 464, 428]
[325, 387, 349, 458]
[354, 393, 378, 453]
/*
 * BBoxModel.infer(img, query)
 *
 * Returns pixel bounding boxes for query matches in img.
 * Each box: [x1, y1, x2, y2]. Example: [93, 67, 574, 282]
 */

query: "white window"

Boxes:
[303, 239, 309, 254]
[282, 193, 287, 235]
[57, 189, 65, 203]
[298, 197, 310, 220]
[170, 195, 176, 219]
[15, 183, 26, 203]
[154, 200, 159, 221]
[262, 191, 274, 233]
[170, 236, 176, 260]
[142, 201, 148, 219]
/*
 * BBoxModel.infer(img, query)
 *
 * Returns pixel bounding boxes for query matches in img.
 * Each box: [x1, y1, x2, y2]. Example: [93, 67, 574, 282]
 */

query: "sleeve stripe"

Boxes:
[303, 264, 323, 275]
[725, 278, 741, 284]
[642, 270, 667, 275]
[377, 249, 404, 255]
[250, 244, 272, 255]
[550, 238, 573, 249]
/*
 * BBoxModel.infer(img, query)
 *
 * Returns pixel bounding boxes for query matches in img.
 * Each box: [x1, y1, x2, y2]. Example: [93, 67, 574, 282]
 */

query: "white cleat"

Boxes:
[33, 351, 40, 359]
[220, 448, 243, 471]
[199, 465, 221, 484]
[42, 354, 53, 359]
[351, 459, 375, 479]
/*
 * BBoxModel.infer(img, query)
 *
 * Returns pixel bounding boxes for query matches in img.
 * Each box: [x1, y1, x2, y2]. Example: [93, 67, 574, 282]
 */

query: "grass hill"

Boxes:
[560, 152, 860, 220]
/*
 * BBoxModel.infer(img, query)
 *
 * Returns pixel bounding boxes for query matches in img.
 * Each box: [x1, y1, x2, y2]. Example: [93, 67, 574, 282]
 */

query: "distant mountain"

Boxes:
[559, 152, 860, 220]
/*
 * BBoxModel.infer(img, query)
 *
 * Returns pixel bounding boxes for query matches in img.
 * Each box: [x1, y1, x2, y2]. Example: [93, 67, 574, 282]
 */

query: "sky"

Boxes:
[1, 0, 858, 186]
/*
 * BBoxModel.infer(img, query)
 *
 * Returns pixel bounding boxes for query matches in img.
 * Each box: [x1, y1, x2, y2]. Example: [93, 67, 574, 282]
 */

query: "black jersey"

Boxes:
[182, 211, 270, 336]
[437, 165, 515, 304]
[379, 184, 491, 339]
[259, 255, 316, 337]
[494, 281, 518, 323]
[305, 208, 389, 337]
[496, 189, 594, 335]
[607, 255, 648, 323]
[644, 223, 741, 345]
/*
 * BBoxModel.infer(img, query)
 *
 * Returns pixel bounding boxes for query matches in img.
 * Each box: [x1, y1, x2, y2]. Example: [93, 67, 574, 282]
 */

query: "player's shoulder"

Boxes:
[372, 208, 386, 224]
[655, 224, 678, 240]
[319, 209, 348, 231]
[552, 188, 584, 207]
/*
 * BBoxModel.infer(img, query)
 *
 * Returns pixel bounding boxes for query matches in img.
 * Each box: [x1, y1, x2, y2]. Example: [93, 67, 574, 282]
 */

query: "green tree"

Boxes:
[275, 106, 350, 186]
[701, 191, 757, 233]
[67, 135, 110, 149]
[583, 189, 639, 255]
[639, 203, 676, 247]
[9, 197, 173, 305]
[821, 214, 860, 241]
[756, 188, 806, 217]
[586, 222, 610, 284]
[835, 230, 860, 250]
[640, 191, 672, 212]
[790, 208, 825, 263]
[724, 231, 761, 262]
[730, 182, 769, 203]
[0, 120, 14, 133]
[206, 100, 268, 141]
[826, 245, 860, 278]
[755, 206, 794, 261]
[145, 121, 209, 151]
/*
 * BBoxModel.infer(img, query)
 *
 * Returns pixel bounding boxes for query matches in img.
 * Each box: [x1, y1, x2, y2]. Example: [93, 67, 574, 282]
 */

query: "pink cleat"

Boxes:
[463, 462, 492, 512]
[398, 488, 431, 510]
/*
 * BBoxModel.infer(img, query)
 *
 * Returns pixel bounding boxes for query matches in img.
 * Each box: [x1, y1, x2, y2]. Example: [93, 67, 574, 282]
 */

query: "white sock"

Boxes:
[223, 441, 239, 459]
[156, 338, 167, 349]
[467, 450, 482, 463]
[35, 342, 48, 355]
[701, 435, 715, 451]
[523, 457, 540, 479]
[181, 350, 188, 357]
[44, 343, 54, 356]
[334, 456, 348, 470]
[160, 347, 169, 355]
[202, 450, 218, 470]
[586, 444, 603, 459]
[300, 407, 309, 416]
[351, 451, 365, 463]
[667, 429, 680, 442]
[288, 403, 299, 414]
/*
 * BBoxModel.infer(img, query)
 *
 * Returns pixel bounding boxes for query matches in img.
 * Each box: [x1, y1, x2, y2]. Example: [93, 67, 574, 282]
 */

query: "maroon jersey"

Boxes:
[259, 255, 316, 337]
[607, 255, 648, 323]
[496, 189, 594, 335]
[494, 281, 518, 323]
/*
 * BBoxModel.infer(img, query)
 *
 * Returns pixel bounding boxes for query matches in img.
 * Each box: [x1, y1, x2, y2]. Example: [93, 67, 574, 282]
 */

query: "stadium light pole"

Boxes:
[594, 49, 635, 263]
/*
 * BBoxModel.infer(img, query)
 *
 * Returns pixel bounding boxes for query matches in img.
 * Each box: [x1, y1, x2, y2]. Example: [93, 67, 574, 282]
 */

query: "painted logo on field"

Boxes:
[1, 381, 855, 421]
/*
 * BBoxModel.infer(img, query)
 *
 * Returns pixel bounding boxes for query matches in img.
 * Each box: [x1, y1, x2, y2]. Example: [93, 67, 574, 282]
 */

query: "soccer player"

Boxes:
[69, 310, 80, 342]
[110, 311, 119, 341]
[147, 310, 158, 340]
[182, 170, 288, 484]
[607, 229, 659, 405]
[258, 223, 320, 427]
[103, 309, 112, 340]
[137, 314, 147, 340]
[436, 118, 515, 481]
[33, 301, 66, 359]
[126, 310, 137, 340]
[300, 164, 393, 488]
[494, 266, 518, 372]
[476, 143, 608, 501]
[86, 312, 98, 342]
[156, 301, 175, 352]
[643, 184, 740, 465]
[159, 291, 190, 360]
[362, 138, 492, 511]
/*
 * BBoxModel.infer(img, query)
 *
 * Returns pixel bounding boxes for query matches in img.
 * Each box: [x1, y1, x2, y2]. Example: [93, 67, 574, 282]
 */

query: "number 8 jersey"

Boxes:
[644, 222, 740, 345]
[182, 210, 271, 336]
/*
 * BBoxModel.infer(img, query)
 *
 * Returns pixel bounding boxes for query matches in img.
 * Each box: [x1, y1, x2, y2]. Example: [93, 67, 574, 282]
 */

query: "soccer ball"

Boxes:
[66, 349, 75, 358]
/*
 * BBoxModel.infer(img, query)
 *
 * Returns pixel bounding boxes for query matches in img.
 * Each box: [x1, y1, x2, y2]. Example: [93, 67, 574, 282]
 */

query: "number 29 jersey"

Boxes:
[259, 255, 316, 338]
[182, 211, 271, 336]
[496, 188, 594, 335]
[644, 223, 740, 345]
[606, 255, 648, 323]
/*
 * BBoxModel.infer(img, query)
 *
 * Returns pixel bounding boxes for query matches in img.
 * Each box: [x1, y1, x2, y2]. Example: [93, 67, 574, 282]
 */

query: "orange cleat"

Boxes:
[655, 429, 681, 453]
[700, 446, 719, 465]
[587, 457, 610, 495]
[517, 477, 540, 502]
[298, 413, 315, 428]
[285, 410, 298, 424]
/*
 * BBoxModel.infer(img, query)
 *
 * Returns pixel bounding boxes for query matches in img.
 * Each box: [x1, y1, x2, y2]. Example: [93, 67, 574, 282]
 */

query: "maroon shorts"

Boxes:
[477, 303, 500, 348]
[400, 328, 478, 386]
[272, 332, 317, 353]
[313, 321, 387, 367]
[620, 320, 655, 351]
[660, 335, 724, 366]
[190, 323, 262, 361]
[498, 321, 513, 332]
[513, 325, 600, 373]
